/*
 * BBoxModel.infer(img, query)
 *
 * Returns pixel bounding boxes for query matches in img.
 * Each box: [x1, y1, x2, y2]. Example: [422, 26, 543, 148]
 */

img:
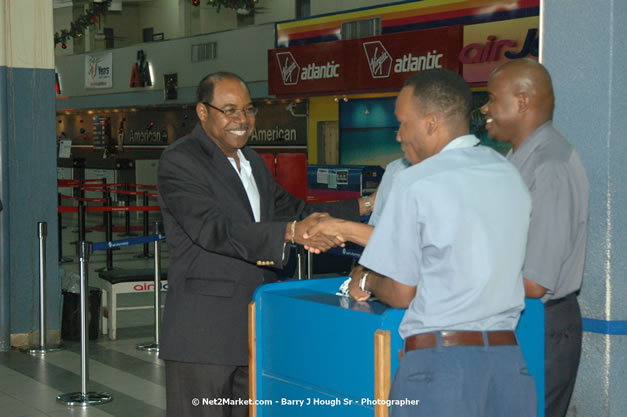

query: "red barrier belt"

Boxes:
[58, 179, 104, 186]
[58, 206, 78, 213]
[128, 183, 157, 190]
[81, 187, 108, 192]
[59, 194, 107, 203]
[58, 205, 160, 213]
[81, 188, 155, 196]
[85, 205, 161, 212]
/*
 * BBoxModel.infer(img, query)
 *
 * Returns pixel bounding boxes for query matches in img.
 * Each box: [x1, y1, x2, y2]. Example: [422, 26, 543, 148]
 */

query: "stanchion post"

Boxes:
[105, 196, 113, 270]
[56, 241, 113, 406]
[100, 178, 108, 227]
[58, 193, 72, 263]
[58, 192, 67, 230]
[78, 181, 85, 200]
[96, 195, 115, 273]
[296, 246, 304, 280]
[136, 191, 152, 259]
[137, 221, 162, 352]
[78, 202, 86, 242]
[71, 201, 87, 245]
[78, 183, 93, 235]
[306, 251, 313, 280]
[121, 183, 136, 237]
[22, 222, 65, 355]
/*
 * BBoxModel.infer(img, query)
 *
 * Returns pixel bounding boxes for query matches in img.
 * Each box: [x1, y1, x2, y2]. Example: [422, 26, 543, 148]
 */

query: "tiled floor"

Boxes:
[0, 210, 169, 417]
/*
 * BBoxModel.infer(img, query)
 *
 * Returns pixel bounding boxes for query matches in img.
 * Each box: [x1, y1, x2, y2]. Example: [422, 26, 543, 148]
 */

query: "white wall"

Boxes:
[187, 1, 238, 36]
[55, 23, 275, 99]
[310, 0, 395, 16]
[137, 0, 185, 40]
[53, 0, 401, 57]
[101, 4, 141, 48]
[255, 0, 296, 25]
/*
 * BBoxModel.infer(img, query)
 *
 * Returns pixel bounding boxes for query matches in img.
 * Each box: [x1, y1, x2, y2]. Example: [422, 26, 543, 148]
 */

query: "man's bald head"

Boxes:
[481, 59, 557, 150]
[492, 58, 555, 120]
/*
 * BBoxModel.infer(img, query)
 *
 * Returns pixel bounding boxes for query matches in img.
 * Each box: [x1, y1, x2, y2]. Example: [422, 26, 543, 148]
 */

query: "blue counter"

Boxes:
[250, 277, 544, 417]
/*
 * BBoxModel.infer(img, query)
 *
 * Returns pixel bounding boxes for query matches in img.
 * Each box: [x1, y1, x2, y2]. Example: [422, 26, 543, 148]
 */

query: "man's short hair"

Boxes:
[196, 71, 249, 104]
[404, 69, 471, 123]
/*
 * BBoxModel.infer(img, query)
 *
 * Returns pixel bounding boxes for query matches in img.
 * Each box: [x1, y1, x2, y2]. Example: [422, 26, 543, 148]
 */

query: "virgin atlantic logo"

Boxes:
[276, 52, 300, 85]
[363, 41, 393, 79]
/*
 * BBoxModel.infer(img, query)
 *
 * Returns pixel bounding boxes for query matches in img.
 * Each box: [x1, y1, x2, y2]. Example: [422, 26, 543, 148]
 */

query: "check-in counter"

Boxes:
[249, 277, 544, 417]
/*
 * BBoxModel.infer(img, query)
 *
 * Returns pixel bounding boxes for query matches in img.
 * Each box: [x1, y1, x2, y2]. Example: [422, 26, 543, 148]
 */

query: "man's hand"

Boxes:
[304, 215, 374, 250]
[302, 216, 347, 254]
[292, 213, 344, 253]
[348, 265, 371, 302]
[347, 265, 417, 308]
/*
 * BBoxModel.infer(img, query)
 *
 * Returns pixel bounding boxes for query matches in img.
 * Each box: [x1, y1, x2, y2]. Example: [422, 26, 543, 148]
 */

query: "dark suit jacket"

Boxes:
[157, 124, 359, 365]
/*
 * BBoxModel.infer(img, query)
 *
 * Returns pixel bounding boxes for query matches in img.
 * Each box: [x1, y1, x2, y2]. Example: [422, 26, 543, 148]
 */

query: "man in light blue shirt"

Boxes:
[303, 156, 409, 249]
[350, 69, 537, 417]
[367, 157, 410, 227]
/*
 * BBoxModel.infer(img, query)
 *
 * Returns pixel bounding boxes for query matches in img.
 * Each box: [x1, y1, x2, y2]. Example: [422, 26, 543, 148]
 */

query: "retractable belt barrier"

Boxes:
[21, 222, 66, 355]
[58, 180, 161, 269]
[56, 241, 113, 407]
[56, 228, 166, 406]
[92, 233, 165, 251]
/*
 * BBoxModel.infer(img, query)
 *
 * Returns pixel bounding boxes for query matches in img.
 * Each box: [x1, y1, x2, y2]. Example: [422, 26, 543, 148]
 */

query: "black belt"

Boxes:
[545, 292, 577, 308]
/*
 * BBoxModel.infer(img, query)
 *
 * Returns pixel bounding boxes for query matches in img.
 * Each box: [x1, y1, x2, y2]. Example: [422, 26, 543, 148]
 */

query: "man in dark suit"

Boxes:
[157, 72, 368, 417]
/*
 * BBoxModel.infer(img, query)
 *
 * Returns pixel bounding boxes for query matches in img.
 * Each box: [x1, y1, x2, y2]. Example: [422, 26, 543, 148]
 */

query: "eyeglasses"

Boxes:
[204, 102, 258, 119]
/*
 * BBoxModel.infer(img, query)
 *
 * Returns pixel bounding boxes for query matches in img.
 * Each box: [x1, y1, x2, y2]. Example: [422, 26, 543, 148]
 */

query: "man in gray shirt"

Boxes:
[481, 58, 590, 417]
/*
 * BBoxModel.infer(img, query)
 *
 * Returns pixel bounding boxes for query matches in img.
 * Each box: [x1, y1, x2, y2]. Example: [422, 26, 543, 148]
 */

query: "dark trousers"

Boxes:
[544, 295, 582, 417]
[165, 360, 249, 417]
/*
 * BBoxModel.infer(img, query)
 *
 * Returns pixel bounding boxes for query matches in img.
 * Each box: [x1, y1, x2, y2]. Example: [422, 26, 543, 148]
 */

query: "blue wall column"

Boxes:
[0, 0, 60, 350]
[544, 1, 627, 416]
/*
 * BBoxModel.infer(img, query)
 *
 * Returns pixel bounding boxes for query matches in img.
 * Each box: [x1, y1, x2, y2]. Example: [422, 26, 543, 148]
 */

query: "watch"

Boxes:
[363, 196, 372, 215]
[359, 272, 372, 295]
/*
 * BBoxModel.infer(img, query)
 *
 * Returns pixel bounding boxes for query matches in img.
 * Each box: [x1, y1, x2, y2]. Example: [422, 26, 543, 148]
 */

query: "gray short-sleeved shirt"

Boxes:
[507, 121, 589, 302]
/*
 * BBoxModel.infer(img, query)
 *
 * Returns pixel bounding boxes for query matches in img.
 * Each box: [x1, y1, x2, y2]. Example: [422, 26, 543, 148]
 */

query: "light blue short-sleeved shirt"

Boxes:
[360, 135, 532, 339]
[368, 157, 410, 226]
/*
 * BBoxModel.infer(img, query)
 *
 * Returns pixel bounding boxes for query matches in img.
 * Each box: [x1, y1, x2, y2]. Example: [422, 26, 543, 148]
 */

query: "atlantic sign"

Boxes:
[268, 26, 462, 96]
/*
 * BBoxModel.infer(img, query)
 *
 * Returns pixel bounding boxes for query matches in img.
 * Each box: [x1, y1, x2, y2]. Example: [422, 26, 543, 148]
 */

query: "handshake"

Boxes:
[288, 212, 374, 254]
[289, 213, 349, 254]
[286, 193, 377, 254]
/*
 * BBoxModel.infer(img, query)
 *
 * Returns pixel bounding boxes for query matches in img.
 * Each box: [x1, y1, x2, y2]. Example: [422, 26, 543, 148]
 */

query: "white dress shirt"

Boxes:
[227, 149, 261, 222]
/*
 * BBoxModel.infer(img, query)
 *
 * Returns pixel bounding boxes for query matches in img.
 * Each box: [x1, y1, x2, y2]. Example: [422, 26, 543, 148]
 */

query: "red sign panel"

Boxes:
[268, 26, 463, 97]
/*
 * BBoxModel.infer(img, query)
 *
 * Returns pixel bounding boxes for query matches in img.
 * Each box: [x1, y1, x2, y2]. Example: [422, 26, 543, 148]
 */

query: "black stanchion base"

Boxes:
[59, 256, 74, 264]
[136, 342, 159, 352]
[56, 392, 113, 406]
[20, 345, 66, 355]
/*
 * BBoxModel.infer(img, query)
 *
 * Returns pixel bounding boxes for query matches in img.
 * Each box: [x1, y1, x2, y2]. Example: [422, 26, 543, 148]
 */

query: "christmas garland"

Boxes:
[192, 0, 258, 13]
[54, 0, 113, 48]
